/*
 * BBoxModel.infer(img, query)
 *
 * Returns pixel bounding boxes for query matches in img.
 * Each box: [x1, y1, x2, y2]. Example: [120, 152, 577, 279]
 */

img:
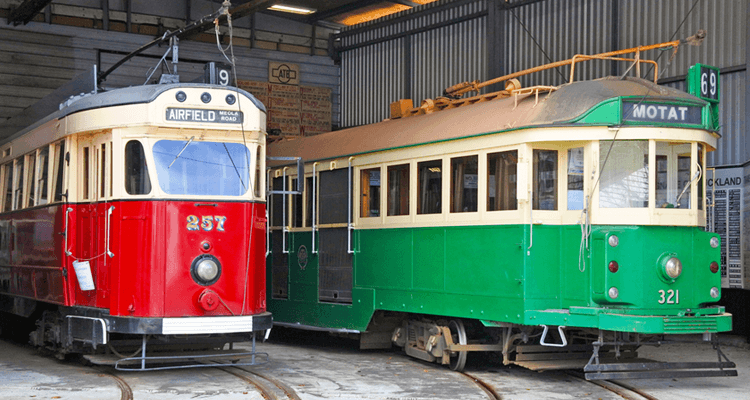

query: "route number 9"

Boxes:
[219, 69, 230, 86]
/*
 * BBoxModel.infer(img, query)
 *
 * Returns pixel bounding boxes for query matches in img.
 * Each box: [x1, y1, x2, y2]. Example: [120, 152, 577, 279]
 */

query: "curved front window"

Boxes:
[599, 140, 649, 208]
[152, 140, 250, 196]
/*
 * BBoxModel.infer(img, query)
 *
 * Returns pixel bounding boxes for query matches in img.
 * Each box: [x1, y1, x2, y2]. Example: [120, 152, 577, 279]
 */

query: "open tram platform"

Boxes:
[0, 331, 748, 400]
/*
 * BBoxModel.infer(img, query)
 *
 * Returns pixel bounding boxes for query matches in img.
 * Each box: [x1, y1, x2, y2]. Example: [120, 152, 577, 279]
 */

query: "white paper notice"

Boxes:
[72, 260, 95, 291]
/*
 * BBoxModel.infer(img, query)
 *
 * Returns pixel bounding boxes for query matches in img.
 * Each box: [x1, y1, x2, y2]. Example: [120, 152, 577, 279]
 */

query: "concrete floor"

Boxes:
[0, 331, 748, 400]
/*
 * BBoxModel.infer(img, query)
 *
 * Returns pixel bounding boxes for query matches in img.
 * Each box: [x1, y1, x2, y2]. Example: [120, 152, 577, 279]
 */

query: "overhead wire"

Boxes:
[577, 0, 704, 272]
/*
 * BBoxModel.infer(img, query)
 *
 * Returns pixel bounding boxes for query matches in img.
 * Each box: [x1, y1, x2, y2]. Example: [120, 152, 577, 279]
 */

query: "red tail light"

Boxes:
[608, 261, 619, 273]
[709, 261, 719, 274]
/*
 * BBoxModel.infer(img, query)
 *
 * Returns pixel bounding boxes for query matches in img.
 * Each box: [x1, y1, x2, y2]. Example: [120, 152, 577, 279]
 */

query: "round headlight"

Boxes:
[608, 235, 619, 247]
[608, 287, 619, 299]
[197, 259, 219, 281]
[175, 91, 187, 102]
[664, 257, 682, 279]
[201, 92, 212, 103]
[710, 236, 719, 248]
[710, 287, 720, 298]
[226, 94, 237, 105]
[191, 255, 222, 285]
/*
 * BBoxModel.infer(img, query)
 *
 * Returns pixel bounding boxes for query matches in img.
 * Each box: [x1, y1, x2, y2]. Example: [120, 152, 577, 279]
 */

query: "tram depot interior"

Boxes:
[0, 0, 749, 385]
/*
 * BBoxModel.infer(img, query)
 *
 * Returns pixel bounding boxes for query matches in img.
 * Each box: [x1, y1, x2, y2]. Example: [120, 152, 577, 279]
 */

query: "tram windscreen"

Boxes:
[153, 140, 250, 196]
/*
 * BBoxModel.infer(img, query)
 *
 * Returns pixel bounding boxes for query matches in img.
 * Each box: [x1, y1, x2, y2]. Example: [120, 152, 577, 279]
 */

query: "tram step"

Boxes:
[584, 361, 738, 380]
[84, 349, 268, 371]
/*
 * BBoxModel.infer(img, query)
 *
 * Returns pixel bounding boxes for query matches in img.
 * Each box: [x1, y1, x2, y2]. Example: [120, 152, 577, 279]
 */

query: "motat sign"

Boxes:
[622, 101, 702, 125]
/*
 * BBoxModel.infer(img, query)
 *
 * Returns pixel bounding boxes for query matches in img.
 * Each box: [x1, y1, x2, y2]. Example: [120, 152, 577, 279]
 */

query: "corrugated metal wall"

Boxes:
[617, 0, 747, 167]
[502, 0, 615, 86]
[339, 0, 487, 126]
[338, 0, 746, 168]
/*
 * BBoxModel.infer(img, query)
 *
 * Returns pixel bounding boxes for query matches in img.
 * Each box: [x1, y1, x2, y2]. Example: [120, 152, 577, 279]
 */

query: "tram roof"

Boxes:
[2, 83, 265, 145]
[268, 76, 706, 164]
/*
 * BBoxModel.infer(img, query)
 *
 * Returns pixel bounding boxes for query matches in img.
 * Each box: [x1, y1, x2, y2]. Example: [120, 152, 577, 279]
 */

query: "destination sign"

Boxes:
[622, 102, 702, 125]
[166, 108, 243, 124]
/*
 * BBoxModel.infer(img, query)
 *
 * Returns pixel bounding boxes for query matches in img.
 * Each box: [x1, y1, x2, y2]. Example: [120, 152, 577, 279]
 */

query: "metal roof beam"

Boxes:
[305, 0, 384, 24]
[7, 0, 53, 25]
[390, 0, 420, 6]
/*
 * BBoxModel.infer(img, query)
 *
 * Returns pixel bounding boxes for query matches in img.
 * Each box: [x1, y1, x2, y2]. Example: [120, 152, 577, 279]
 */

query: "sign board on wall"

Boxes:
[237, 79, 332, 137]
[269, 62, 300, 85]
[706, 167, 745, 288]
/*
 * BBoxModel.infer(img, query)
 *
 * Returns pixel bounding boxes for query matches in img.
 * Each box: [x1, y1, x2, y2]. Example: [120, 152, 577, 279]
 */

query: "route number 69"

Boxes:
[658, 289, 679, 304]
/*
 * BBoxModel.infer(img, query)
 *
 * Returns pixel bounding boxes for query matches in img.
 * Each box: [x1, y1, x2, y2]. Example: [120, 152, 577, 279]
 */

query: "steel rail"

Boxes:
[567, 371, 658, 400]
[221, 366, 302, 400]
[96, 368, 134, 400]
[459, 371, 503, 400]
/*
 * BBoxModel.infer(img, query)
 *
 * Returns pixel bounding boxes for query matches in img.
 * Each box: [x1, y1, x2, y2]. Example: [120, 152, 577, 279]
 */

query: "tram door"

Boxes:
[270, 176, 288, 299]
[317, 168, 352, 304]
[75, 135, 113, 308]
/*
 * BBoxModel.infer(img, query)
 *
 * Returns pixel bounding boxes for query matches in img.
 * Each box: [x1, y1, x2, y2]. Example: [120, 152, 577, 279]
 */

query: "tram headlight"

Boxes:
[191, 254, 222, 285]
[710, 236, 719, 248]
[226, 94, 237, 105]
[201, 92, 212, 103]
[175, 91, 187, 102]
[608, 287, 619, 299]
[664, 257, 682, 279]
[710, 287, 720, 299]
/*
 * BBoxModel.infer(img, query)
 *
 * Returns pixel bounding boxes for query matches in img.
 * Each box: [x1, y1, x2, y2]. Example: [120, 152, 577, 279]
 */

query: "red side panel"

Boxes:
[0, 206, 68, 306]
[1, 200, 267, 321]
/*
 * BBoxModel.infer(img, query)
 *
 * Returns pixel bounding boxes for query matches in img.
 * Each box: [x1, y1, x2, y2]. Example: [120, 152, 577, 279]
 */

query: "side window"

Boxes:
[125, 140, 152, 195]
[100, 143, 108, 198]
[13, 158, 24, 210]
[417, 160, 441, 214]
[360, 168, 380, 218]
[2, 163, 12, 212]
[254, 146, 262, 198]
[82, 147, 90, 200]
[52, 140, 66, 202]
[450, 155, 477, 213]
[487, 150, 517, 211]
[291, 178, 303, 228]
[387, 164, 409, 216]
[37, 146, 50, 205]
[25, 153, 36, 208]
[305, 176, 314, 227]
[567, 147, 584, 210]
[533, 149, 558, 210]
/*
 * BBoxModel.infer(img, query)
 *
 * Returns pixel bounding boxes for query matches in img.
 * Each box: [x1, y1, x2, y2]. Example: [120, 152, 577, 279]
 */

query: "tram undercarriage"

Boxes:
[19, 304, 272, 371]
[385, 314, 738, 380]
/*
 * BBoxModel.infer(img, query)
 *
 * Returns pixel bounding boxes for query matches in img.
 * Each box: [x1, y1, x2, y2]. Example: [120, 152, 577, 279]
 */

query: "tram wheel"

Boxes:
[448, 320, 467, 371]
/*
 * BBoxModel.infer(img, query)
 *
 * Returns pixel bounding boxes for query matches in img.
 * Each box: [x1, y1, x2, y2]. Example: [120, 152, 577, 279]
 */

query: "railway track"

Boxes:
[459, 371, 503, 400]
[567, 371, 659, 400]
[220, 366, 302, 400]
[96, 368, 134, 400]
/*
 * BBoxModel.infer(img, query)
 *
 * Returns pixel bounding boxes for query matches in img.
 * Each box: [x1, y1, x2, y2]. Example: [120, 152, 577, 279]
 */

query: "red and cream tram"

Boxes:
[0, 81, 270, 369]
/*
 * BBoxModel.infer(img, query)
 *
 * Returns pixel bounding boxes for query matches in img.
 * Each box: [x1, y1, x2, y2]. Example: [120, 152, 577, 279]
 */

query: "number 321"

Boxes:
[658, 289, 679, 304]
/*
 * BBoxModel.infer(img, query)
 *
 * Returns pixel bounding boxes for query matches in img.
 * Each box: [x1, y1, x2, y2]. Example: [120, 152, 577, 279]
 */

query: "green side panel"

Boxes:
[266, 231, 375, 331]
[412, 228, 445, 291]
[443, 225, 524, 297]
[267, 224, 729, 334]
[356, 228, 414, 289]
